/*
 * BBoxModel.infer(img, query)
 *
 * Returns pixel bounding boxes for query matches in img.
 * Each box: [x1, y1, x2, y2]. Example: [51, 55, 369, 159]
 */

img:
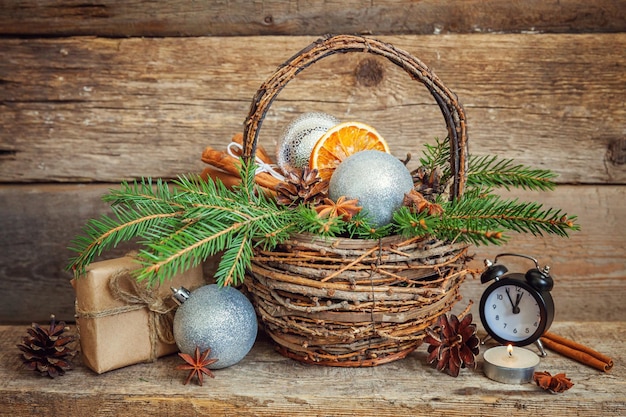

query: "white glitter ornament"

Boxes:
[329, 150, 414, 228]
[171, 284, 258, 369]
[276, 112, 340, 171]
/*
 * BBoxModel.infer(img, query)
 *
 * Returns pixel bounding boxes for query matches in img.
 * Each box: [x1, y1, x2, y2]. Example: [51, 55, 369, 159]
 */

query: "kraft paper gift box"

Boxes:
[71, 255, 204, 374]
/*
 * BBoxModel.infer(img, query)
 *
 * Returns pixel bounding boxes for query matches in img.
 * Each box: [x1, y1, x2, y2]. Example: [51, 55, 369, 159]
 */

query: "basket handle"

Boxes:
[242, 34, 469, 199]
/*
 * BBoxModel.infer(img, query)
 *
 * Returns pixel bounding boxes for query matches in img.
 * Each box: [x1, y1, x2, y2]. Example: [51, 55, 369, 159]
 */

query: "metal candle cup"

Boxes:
[483, 345, 540, 384]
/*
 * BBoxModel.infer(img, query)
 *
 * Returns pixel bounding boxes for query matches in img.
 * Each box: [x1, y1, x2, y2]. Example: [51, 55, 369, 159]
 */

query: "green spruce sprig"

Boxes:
[394, 189, 578, 246]
[68, 182, 185, 274]
[401, 138, 579, 244]
[295, 206, 345, 237]
[419, 137, 451, 173]
[466, 155, 557, 191]
[426, 143, 558, 193]
[69, 163, 299, 286]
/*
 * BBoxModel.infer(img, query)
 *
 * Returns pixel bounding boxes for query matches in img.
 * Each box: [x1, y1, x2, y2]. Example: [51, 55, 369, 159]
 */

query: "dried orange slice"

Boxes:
[309, 121, 390, 181]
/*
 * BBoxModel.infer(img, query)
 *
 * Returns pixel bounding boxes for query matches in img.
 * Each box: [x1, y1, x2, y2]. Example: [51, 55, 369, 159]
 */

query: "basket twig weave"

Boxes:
[242, 34, 471, 367]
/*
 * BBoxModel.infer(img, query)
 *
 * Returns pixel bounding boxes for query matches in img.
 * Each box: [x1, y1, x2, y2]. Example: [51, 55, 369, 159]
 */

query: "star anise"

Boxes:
[176, 346, 219, 386]
[533, 371, 574, 393]
[314, 196, 362, 221]
[403, 189, 444, 216]
[424, 313, 480, 377]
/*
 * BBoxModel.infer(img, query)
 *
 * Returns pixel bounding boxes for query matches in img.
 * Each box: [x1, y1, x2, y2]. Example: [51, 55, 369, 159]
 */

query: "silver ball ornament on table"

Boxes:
[276, 112, 340, 172]
[172, 284, 258, 369]
[329, 150, 414, 228]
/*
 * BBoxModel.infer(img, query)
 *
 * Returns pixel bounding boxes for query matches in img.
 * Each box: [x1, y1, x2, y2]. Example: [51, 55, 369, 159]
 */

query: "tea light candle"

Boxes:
[483, 344, 540, 384]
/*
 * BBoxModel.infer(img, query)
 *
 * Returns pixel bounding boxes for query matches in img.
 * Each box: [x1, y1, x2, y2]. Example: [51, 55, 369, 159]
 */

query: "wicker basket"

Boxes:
[241, 34, 470, 367]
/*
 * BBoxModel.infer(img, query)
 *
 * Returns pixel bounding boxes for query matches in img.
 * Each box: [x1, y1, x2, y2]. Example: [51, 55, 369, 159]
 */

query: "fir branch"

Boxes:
[236, 155, 259, 203]
[393, 189, 579, 246]
[346, 213, 394, 239]
[68, 161, 300, 286]
[146, 216, 199, 249]
[216, 233, 252, 287]
[102, 178, 182, 209]
[439, 192, 579, 239]
[257, 221, 297, 249]
[135, 194, 295, 285]
[392, 207, 431, 239]
[419, 137, 450, 172]
[294, 206, 345, 237]
[467, 155, 557, 191]
[173, 174, 239, 207]
[67, 204, 183, 276]
[418, 137, 558, 192]
[394, 205, 506, 246]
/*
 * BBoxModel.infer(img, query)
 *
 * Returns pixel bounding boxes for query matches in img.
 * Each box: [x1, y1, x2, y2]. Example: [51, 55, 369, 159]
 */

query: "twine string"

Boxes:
[75, 269, 176, 361]
[226, 141, 285, 181]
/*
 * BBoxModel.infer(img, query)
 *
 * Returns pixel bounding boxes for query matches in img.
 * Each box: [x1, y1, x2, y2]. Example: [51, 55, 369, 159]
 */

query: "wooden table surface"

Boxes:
[1, 321, 624, 416]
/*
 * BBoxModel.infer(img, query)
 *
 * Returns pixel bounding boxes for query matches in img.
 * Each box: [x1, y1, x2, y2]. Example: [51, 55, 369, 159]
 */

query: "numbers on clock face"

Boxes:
[483, 284, 542, 342]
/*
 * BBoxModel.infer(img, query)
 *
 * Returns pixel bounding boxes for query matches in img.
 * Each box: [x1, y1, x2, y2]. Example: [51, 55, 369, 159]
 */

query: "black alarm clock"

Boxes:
[479, 253, 555, 356]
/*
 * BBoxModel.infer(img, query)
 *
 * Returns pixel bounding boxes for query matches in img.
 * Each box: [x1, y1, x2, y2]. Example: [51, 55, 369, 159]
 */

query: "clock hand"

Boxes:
[512, 292, 523, 314]
[505, 289, 517, 312]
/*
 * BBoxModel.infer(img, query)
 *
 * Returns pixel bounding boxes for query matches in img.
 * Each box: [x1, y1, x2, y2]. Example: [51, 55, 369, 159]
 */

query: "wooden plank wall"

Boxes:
[1, 1, 624, 324]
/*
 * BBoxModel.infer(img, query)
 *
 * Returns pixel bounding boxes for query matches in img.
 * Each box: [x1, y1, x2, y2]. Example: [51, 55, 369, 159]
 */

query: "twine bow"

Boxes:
[226, 141, 285, 181]
[75, 268, 177, 362]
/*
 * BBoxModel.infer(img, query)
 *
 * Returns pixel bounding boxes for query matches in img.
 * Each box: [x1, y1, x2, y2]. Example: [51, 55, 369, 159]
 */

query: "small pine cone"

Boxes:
[275, 167, 328, 208]
[413, 166, 445, 201]
[424, 313, 480, 377]
[17, 315, 77, 378]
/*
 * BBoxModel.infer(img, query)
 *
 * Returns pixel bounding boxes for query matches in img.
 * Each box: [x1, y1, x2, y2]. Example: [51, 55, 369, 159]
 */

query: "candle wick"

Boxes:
[507, 345, 513, 358]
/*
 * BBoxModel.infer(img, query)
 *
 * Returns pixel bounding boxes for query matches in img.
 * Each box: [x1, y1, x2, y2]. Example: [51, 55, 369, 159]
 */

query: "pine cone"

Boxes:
[403, 189, 444, 216]
[424, 313, 480, 377]
[17, 315, 77, 378]
[413, 166, 446, 201]
[275, 167, 328, 208]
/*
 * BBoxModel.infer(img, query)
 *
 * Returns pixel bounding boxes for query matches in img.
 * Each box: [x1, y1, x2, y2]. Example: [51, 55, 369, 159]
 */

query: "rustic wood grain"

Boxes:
[0, 0, 623, 37]
[1, 322, 624, 416]
[1, 34, 624, 184]
[0, 2, 623, 411]
[1, 183, 624, 324]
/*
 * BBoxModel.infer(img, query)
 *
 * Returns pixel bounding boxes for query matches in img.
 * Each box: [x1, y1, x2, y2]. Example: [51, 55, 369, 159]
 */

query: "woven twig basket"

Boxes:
[242, 34, 470, 367]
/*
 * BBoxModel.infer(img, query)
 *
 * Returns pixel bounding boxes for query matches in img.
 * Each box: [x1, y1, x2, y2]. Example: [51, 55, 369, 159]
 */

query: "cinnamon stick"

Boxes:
[200, 146, 281, 190]
[201, 146, 239, 173]
[541, 331, 614, 372]
[199, 167, 241, 189]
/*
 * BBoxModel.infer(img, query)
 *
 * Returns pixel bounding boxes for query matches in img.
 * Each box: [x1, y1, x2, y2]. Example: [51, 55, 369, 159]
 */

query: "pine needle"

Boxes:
[467, 155, 557, 191]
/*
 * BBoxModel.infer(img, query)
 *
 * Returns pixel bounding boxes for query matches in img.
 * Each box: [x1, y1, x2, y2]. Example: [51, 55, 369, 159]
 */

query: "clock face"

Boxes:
[481, 283, 543, 344]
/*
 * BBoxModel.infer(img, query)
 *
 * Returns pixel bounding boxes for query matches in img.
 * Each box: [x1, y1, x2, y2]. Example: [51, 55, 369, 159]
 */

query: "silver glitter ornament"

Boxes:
[329, 150, 414, 227]
[172, 284, 258, 369]
[276, 112, 340, 172]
